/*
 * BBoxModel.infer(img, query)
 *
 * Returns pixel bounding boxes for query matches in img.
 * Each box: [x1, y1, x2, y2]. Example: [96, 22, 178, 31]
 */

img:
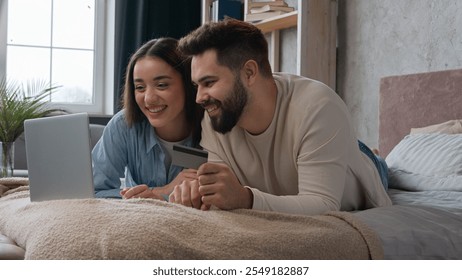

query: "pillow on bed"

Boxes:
[410, 119, 462, 135]
[386, 133, 462, 191]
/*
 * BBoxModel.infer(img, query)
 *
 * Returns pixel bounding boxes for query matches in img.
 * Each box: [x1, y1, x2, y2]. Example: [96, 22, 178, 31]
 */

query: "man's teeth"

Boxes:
[207, 105, 218, 113]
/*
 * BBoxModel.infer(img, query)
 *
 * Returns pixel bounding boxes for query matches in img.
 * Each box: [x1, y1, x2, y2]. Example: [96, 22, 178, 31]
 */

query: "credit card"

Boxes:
[172, 144, 208, 169]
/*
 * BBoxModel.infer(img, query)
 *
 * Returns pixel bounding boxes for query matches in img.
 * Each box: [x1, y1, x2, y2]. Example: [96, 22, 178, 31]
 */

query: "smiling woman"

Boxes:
[91, 38, 204, 201]
[133, 56, 188, 141]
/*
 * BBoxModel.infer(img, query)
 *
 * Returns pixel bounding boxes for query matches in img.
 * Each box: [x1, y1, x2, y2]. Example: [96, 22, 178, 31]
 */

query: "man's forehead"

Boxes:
[191, 50, 221, 80]
[192, 49, 218, 66]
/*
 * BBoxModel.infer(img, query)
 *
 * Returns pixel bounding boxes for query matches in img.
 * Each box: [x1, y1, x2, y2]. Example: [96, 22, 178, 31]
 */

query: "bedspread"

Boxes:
[0, 178, 383, 260]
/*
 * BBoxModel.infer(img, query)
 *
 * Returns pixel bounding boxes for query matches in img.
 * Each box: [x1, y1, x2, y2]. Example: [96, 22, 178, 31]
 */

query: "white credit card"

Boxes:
[172, 144, 208, 169]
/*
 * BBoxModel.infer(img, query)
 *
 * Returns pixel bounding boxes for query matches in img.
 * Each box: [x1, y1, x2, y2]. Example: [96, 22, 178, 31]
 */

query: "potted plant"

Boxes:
[0, 78, 61, 177]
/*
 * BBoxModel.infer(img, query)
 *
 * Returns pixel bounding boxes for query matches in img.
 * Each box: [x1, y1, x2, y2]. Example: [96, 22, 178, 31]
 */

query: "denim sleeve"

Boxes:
[94, 188, 122, 199]
[92, 113, 128, 198]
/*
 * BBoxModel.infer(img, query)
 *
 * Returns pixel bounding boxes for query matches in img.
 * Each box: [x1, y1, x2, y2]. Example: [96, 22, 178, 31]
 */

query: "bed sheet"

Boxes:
[355, 188, 462, 259]
[388, 188, 462, 213]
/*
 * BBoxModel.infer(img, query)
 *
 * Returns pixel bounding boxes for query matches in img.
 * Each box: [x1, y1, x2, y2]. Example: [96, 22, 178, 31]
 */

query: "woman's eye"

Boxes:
[157, 83, 168, 89]
[134, 85, 145, 91]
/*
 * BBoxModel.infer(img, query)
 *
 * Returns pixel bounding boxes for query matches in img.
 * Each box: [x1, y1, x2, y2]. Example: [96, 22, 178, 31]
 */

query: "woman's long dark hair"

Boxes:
[122, 38, 203, 146]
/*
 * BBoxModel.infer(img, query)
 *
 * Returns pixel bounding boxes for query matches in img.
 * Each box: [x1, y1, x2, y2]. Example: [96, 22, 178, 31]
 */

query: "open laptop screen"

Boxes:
[24, 113, 95, 202]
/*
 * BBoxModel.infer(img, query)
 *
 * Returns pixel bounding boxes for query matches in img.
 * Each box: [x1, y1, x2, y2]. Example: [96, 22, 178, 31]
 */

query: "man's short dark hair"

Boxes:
[178, 18, 273, 77]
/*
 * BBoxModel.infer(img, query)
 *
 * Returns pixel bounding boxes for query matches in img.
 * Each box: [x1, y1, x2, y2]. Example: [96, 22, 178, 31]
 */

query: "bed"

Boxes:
[1, 68, 462, 260]
[354, 68, 462, 259]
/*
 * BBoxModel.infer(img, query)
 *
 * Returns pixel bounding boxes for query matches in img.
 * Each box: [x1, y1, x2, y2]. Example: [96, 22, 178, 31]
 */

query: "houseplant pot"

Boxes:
[0, 141, 15, 177]
[0, 78, 60, 177]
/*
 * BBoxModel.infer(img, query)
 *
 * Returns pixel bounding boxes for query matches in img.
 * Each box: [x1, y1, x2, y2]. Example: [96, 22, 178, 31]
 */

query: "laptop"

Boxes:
[24, 113, 95, 202]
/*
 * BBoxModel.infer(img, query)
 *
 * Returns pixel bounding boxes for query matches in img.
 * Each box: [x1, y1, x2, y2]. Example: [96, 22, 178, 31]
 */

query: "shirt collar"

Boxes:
[145, 122, 160, 153]
[143, 121, 194, 153]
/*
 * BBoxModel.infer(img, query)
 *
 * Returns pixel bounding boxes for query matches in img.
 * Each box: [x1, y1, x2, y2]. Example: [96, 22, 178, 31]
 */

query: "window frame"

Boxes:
[0, 0, 115, 115]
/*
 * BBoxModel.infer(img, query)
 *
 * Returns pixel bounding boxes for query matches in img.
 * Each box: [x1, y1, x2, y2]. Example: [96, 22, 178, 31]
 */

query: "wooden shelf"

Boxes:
[252, 11, 298, 34]
[201, 0, 337, 90]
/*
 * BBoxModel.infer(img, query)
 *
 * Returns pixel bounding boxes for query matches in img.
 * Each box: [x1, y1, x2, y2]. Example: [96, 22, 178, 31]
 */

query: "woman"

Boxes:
[92, 38, 203, 199]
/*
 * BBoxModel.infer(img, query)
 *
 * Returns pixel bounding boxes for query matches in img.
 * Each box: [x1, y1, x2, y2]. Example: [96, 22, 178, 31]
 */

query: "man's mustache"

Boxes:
[199, 98, 221, 109]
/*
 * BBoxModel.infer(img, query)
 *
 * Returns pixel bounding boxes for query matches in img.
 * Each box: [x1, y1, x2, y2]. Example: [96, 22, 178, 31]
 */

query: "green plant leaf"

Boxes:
[0, 77, 63, 143]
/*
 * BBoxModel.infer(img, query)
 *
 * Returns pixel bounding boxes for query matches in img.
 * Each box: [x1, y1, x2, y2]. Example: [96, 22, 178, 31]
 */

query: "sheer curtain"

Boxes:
[113, 0, 201, 112]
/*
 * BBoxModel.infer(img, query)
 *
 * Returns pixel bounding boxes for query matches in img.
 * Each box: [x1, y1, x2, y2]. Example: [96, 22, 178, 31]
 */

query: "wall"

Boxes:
[337, 0, 462, 148]
[269, 0, 298, 74]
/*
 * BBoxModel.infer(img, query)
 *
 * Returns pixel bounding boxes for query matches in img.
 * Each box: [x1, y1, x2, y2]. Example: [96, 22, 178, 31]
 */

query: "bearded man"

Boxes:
[170, 18, 392, 215]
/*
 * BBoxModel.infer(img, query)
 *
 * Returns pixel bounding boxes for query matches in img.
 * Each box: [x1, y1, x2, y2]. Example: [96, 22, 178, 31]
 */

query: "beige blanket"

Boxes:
[0, 178, 383, 260]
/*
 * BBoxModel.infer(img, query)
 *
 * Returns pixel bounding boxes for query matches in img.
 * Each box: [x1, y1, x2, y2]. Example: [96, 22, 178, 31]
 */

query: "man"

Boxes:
[170, 18, 392, 215]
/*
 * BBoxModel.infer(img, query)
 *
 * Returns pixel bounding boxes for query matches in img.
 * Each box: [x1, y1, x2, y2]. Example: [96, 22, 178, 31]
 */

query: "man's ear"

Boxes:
[242, 60, 258, 86]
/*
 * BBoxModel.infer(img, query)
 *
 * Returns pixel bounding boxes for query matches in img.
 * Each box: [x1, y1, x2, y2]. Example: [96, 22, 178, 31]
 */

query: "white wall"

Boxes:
[337, 0, 462, 148]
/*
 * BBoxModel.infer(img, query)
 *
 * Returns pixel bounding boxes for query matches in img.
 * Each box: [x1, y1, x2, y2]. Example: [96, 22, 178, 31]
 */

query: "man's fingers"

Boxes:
[197, 162, 222, 175]
[200, 201, 211, 211]
[198, 173, 216, 186]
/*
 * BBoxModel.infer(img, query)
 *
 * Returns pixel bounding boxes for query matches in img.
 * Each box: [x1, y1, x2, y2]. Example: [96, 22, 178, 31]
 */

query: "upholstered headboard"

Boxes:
[379, 68, 462, 157]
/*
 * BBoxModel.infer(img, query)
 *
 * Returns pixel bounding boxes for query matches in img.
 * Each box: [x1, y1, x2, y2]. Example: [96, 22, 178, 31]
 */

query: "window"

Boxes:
[0, 0, 114, 114]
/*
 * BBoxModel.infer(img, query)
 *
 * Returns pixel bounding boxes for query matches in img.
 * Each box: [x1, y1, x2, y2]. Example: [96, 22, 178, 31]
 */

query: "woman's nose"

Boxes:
[144, 87, 159, 104]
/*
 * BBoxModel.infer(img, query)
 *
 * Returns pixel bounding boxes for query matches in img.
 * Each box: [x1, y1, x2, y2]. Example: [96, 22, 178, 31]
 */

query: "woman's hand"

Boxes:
[164, 169, 198, 193]
[120, 184, 161, 199]
[169, 179, 203, 209]
[120, 169, 198, 200]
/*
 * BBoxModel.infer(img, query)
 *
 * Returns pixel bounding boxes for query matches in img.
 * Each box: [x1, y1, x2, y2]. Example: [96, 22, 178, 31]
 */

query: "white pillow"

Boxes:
[386, 133, 462, 191]
[386, 133, 462, 177]
[387, 169, 462, 191]
[410, 119, 462, 135]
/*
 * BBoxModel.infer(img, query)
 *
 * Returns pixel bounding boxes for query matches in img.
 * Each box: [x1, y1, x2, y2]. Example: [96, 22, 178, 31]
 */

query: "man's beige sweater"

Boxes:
[201, 73, 392, 215]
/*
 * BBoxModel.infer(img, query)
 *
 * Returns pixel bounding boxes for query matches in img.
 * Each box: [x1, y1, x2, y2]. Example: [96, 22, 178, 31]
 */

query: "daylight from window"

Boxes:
[6, 0, 95, 104]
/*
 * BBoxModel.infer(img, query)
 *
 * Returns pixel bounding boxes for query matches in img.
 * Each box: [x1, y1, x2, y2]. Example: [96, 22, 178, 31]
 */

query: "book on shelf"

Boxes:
[245, 10, 286, 22]
[248, 1, 288, 8]
[250, 4, 294, 14]
[209, 0, 243, 22]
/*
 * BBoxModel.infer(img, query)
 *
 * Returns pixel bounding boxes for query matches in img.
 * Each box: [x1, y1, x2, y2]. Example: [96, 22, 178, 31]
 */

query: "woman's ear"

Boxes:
[242, 60, 258, 86]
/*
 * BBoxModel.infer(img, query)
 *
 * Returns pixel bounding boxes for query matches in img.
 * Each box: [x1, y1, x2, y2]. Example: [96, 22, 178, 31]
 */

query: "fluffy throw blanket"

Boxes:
[0, 178, 383, 260]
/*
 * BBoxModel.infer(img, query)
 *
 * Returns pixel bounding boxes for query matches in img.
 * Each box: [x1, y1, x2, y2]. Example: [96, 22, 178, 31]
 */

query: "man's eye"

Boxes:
[204, 80, 215, 87]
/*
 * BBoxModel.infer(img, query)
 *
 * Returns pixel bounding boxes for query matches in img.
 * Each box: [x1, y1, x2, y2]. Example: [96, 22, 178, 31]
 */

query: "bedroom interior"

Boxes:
[1, 0, 462, 263]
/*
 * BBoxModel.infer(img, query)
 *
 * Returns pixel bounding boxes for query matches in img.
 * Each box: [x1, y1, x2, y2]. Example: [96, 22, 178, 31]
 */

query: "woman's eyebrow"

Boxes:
[152, 75, 172, 81]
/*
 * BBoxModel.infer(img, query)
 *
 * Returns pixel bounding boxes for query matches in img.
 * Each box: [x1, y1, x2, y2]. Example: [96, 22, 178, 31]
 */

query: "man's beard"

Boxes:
[205, 77, 248, 134]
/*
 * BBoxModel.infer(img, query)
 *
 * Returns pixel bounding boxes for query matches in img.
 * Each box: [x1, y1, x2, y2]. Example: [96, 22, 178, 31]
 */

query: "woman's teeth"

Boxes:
[148, 105, 167, 113]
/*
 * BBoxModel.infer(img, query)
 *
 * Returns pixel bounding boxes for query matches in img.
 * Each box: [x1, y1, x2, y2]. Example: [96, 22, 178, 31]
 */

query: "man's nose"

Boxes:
[196, 85, 208, 104]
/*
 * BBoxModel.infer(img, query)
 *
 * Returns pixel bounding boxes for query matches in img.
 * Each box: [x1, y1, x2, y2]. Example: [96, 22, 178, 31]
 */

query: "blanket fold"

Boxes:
[0, 178, 383, 260]
[0, 177, 29, 197]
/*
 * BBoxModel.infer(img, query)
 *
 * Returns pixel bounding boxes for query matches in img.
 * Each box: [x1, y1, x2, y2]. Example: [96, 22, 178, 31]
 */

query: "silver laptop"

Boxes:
[24, 113, 95, 202]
